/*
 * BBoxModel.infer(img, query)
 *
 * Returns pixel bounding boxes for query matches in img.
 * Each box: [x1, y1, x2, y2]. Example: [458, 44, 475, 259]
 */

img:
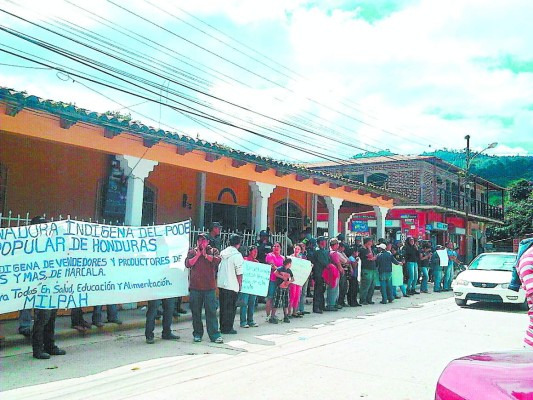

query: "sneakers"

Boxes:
[47, 347, 66, 356]
[33, 352, 51, 359]
[241, 324, 250, 328]
[18, 328, 31, 337]
[108, 319, 123, 325]
[249, 322, 259, 327]
[193, 336, 202, 343]
[283, 316, 291, 323]
[146, 337, 155, 344]
[162, 333, 180, 340]
[213, 337, 224, 344]
[93, 321, 105, 328]
[268, 317, 279, 324]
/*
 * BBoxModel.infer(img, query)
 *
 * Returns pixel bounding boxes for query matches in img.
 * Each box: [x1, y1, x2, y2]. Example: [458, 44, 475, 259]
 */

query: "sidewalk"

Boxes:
[0, 305, 195, 349]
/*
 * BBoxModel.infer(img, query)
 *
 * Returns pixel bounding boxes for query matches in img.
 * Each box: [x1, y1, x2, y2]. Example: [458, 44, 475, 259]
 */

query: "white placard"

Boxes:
[436, 250, 449, 267]
[240, 260, 271, 297]
[288, 257, 313, 286]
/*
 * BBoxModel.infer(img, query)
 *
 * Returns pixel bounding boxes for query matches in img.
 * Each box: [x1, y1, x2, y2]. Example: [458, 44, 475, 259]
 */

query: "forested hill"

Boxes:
[421, 150, 532, 188]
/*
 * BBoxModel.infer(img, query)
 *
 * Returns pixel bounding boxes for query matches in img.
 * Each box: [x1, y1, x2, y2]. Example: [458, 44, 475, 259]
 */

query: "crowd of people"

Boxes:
[17, 217, 465, 359]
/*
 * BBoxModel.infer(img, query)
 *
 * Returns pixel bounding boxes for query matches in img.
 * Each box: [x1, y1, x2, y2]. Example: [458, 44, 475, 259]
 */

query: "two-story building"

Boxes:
[308, 155, 505, 262]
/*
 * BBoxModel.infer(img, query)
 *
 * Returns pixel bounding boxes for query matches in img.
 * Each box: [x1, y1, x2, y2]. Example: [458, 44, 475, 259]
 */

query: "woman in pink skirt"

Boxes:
[289, 243, 305, 318]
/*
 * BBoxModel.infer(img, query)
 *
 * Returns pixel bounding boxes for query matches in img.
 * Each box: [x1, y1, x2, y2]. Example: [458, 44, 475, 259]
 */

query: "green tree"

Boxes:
[509, 179, 532, 202]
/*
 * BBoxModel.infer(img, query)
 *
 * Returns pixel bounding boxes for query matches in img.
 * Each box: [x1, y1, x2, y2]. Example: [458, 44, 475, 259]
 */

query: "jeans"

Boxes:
[32, 309, 57, 355]
[239, 293, 257, 326]
[379, 272, 393, 302]
[19, 309, 32, 332]
[92, 305, 119, 324]
[70, 307, 86, 326]
[337, 274, 348, 305]
[145, 298, 176, 339]
[420, 267, 429, 292]
[443, 264, 454, 290]
[313, 274, 326, 312]
[189, 289, 221, 341]
[347, 276, 359, 306]
[326, 283, 339, 309]
[433, 266, 443, 292]
[219, 288, 238, 333]
[407, 262, 419, 291]
[298, 278, 309, 313]
[360, 269, 377, 304]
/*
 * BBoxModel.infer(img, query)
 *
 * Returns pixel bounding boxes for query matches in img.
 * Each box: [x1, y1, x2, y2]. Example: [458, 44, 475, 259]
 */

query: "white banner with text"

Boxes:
[0, 220, 190, 313]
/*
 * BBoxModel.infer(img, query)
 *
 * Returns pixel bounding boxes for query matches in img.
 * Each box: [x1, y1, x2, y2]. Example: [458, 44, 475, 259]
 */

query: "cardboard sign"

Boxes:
[289, 257, 313, 286]
[240, 260, 271, 297]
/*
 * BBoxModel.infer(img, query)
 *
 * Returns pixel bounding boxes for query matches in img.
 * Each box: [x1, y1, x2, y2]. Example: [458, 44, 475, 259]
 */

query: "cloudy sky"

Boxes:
[1, 0, 532, 162]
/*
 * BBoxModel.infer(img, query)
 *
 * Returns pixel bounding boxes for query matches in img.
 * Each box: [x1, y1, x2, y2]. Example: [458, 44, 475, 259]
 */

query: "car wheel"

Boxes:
[455, 299, 467, 307]
[520, 300, 529, 312]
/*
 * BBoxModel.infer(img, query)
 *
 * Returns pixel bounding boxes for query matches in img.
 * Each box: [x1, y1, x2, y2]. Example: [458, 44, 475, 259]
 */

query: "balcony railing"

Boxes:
[437, 189, 504, 221]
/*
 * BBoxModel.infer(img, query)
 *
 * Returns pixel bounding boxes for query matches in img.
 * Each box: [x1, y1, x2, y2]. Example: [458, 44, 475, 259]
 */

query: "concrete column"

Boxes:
[311, 194, 318, 237]
[116, 155, 158, 226]
[373, 206, 390, 240]
[249, 182, 276, 232]
[324, 196, 343, 238]
[196, 172, 206, 229]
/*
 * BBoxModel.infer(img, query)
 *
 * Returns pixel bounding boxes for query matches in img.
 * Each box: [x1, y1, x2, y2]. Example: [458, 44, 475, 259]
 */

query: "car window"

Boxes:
[468, 254, 517, 271]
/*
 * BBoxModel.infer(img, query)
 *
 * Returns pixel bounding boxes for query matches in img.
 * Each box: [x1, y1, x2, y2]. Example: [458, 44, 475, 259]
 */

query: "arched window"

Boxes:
[274, 201, 302, 233]
[367, 173, 389, 188]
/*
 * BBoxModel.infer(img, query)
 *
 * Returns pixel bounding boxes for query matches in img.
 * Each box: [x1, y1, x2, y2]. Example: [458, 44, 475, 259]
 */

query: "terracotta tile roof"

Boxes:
[0, 87, 407, 199]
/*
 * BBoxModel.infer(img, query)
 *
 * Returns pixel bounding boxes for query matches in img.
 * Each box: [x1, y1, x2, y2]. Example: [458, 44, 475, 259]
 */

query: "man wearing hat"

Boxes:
[256, 229, 273, 264]
[311, 236, 329, 313]
[207, 222, 223, 252]
[186, 233, 223, 343]
[217, 234, 244, 334]
[30, 216, 66, 359]
[359, 236, 378, 305]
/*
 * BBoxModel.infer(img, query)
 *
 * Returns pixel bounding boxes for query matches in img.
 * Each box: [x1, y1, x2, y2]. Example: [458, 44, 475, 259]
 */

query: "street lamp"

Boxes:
[464, 136, 498, 263]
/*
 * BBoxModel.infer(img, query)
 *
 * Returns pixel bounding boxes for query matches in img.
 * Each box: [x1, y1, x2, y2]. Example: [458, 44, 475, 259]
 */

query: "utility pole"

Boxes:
[464, 135, 471, 264]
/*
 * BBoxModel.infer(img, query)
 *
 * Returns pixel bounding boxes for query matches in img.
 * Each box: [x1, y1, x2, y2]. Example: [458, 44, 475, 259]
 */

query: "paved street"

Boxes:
[1, 293, 528, 400]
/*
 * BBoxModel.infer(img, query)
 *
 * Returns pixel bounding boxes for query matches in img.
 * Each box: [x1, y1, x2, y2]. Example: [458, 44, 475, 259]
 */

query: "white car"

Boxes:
[453, 252, 527, 310]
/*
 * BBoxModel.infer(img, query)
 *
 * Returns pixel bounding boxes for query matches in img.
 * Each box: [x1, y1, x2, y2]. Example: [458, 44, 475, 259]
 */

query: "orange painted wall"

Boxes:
[146, 164, 198, 224]
[0, 132, 108, 219]
[205, 173, 250, 206]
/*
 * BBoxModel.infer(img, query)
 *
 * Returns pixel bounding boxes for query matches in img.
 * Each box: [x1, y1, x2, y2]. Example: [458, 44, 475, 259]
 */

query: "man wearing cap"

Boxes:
[186, 233, 223, 343]
[312, 236, 329, 313]
[30, 216, 67, 359]
[376, 242, 401, 304]
[256, 230, 273, 264]
[359, 237, 378, 305]
[217, 234, 244, 334]
[207, 222, 223, 252]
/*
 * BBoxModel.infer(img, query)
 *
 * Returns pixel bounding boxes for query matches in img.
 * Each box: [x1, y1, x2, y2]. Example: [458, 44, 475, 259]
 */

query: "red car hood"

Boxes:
[435, 351, 533, 400]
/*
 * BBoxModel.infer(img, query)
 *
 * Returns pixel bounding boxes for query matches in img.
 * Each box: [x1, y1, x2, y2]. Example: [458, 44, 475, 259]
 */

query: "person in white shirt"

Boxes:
[218, 234, 244, 335]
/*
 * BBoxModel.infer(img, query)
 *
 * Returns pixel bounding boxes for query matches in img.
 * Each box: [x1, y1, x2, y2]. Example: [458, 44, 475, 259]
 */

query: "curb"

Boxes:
[0, 312, 194, 349]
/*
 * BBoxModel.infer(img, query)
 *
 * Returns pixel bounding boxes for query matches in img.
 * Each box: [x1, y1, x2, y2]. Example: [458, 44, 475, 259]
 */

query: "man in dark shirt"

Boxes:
[185, 233, 223, 343]
[207, 222, 222, 252]
[312, 236, 329, 313]
[359, 236, 378, 305]
[30, 216, 66, 359]
[256, 230, 273, 264]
